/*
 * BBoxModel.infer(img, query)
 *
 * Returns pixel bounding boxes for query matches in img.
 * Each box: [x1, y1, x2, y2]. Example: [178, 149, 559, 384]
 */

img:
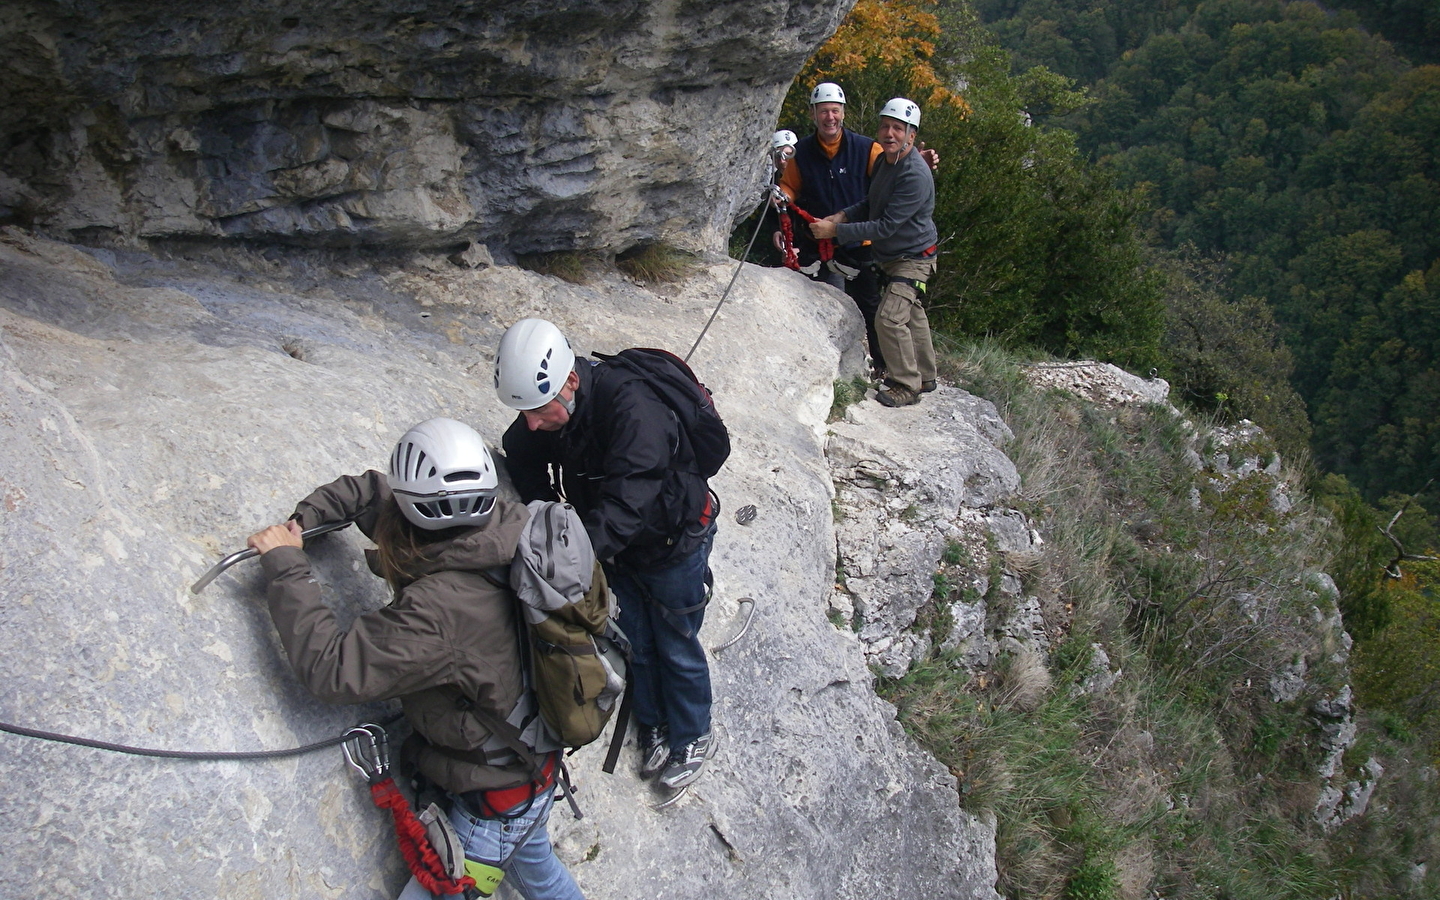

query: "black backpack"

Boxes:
[594, 348, 731, 479]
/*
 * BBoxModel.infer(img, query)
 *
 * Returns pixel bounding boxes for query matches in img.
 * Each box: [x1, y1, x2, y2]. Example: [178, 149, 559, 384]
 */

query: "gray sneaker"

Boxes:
[639, 724, 670, 779]
[658, 731, 718, 790]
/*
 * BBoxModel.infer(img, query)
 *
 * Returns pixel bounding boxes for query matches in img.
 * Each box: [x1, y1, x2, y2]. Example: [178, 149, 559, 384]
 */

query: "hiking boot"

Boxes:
[658, 731, 719, 790]
[920, 380, 937, 393]
[639, 724, 670, 779]
[876, 384, 919, 407]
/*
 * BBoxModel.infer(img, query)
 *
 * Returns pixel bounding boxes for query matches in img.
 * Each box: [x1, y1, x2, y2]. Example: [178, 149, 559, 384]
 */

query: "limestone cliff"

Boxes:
[0, 228, 1002, 900]
[0, 0, 846, 253]
[0, 4, 1021, 895]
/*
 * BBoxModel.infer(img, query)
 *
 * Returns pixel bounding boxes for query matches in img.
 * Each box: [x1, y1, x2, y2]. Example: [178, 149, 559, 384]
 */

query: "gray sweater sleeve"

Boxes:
[835, 150, 937, 260]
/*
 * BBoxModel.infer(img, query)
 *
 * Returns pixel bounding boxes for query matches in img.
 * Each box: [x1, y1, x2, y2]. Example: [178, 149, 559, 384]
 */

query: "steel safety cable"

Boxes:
[0, 713, 403, 761]
[684, 189, 773, 364]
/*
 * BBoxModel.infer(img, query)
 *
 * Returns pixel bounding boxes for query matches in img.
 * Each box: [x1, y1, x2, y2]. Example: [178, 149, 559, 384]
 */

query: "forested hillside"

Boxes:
[974, 0, 1438, 515]
[759, 2, 1440, 896]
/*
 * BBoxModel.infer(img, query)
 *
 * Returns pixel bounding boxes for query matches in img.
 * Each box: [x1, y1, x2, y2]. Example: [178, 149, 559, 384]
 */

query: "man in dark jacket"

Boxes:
[495, 318, 718, 791]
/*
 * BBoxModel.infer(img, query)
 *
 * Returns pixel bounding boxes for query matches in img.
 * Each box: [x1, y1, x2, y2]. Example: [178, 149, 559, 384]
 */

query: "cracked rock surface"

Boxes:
[827, 385, 1035, 678]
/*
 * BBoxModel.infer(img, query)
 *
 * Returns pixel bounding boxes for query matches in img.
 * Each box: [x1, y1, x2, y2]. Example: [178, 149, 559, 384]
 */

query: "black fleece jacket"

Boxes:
[502, 357, 708, 568]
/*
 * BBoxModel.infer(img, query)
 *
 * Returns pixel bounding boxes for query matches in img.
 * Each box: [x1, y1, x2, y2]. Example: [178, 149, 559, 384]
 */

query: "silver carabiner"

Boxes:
[341, 723, 391, 783]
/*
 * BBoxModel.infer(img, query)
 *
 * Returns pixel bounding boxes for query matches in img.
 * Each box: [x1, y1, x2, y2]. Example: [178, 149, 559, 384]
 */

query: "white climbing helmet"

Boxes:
[809, 82, 846, 106]
[494, 318, 576, 411]
[879, 97, 921, 129]
[771, 129, 798, 151]
[387, 418, 499, 531]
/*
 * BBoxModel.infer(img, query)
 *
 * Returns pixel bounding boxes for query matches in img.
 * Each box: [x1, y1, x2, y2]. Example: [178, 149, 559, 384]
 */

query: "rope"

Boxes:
[370, 777, 477, 897]
[778, 208, 800, 270]
[684, 190, 771, 363]
[5, 716, 473, 895]
[0, 713, 402, 761]
[778, 201, 834, 272]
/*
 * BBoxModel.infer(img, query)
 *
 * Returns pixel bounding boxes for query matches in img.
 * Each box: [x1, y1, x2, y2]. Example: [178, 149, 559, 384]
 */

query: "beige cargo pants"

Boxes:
[875, 256, 938, 393]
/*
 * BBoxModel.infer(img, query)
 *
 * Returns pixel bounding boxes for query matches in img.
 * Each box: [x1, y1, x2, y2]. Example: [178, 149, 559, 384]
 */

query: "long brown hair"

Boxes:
[371, 499, 442, 593]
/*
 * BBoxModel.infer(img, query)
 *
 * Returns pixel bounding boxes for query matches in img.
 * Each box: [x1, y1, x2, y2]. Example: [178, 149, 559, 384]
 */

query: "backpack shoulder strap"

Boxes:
[443, 564, 546, 779]
[587, 352, 644, 398]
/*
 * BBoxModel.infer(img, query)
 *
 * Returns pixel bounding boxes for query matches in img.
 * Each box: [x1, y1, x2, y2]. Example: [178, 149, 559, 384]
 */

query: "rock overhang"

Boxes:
[0, 0, 853, 253]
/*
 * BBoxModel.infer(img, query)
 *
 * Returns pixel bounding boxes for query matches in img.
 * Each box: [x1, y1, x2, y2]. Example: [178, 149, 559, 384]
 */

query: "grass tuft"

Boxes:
[615, 242, 698, 283]
[516, 250, 598, 284]
[830, 376, 870, 422]
[995, 649, 1053, 713]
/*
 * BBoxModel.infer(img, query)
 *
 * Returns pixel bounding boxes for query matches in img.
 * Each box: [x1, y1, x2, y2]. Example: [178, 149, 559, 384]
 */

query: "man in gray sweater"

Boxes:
[810, 97, 939, 408]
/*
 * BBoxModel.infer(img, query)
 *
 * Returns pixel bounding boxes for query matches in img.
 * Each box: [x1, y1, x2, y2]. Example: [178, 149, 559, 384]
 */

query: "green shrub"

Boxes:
[942, 540, 969, 566]
[1064, 857, 1119, 900]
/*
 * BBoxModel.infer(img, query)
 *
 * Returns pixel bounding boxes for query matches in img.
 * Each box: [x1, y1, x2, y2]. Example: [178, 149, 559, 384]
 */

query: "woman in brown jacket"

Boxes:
[247, 417, 584, 900]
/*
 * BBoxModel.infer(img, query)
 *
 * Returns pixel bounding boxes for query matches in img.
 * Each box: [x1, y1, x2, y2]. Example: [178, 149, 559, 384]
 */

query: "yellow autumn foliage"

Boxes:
[798, 0, 970, 116]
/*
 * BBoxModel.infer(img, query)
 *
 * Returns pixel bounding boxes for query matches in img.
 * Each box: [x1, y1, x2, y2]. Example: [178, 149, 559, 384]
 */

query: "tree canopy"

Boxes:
[766, 0, 1165, 369]
[975, 0, 1440, 510]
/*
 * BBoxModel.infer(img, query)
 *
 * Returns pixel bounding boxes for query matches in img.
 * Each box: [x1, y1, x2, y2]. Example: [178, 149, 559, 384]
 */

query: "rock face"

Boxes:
[828, 389, 1027, 677]
[0, 0, 848, 253]
[0, 227, 1000, 900]
[1023, 360, 1170, 408]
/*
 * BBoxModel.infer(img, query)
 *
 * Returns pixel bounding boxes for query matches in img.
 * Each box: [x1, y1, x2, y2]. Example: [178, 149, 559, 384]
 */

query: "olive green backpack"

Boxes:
[506, 501, 629, 749]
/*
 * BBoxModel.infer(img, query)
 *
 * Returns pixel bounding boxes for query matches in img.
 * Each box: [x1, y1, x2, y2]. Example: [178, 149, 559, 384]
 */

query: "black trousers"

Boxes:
[796, 240, 885, 370]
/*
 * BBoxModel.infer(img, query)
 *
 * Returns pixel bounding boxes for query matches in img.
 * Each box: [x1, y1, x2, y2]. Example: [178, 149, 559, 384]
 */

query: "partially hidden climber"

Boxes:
[246, 417, 586, 900]
[777, 81, 940, 382]
[495, 319, 723, 791]
[810, 98, 940, 409]
[772, 128, 798, 172]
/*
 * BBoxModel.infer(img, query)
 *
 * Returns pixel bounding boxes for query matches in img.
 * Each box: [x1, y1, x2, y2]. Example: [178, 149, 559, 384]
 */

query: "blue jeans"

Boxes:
[608, 529, 715, 750]
[395, 788, 583, 900]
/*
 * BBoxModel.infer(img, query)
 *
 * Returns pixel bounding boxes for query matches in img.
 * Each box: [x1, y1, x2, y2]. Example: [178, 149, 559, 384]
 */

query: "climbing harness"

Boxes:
[613, 561, 714, 641]
[190, 517, 356, 594]
[345, 723, 486, 899]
